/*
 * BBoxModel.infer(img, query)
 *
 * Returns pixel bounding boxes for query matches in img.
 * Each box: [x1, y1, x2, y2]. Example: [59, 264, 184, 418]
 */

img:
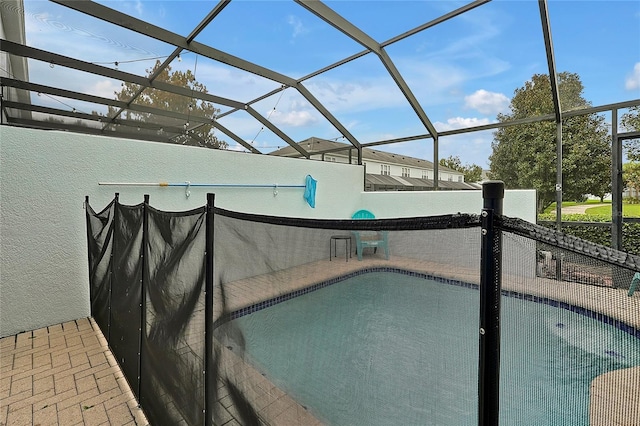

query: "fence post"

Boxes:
[138, 194, 149, 402]
[85, 196, 93, 315]
[107, 192, 119, 342]
[205, 193, 215, 426]
[479, 181, 504, 426]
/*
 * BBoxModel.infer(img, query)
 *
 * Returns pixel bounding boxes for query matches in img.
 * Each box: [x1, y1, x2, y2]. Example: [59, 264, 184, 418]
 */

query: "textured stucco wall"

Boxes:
[360, 189, 537, 222]
[0, 126, 363, 337]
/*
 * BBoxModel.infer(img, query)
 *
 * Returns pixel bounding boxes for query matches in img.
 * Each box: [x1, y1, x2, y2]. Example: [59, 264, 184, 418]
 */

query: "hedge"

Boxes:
[537, 214, 640, 256]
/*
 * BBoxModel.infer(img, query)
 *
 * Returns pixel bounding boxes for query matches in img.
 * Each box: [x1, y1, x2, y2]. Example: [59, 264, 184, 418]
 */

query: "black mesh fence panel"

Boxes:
[85, 199, 115, 338]
[86, 195, 639, 425]
[140, 205, 207, 426]
[110, 202, 144, 398]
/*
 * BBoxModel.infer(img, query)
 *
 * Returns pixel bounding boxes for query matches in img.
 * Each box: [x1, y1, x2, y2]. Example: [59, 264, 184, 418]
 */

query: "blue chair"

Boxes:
[629, 272, 640, 297]
[351, 209, 389, 261]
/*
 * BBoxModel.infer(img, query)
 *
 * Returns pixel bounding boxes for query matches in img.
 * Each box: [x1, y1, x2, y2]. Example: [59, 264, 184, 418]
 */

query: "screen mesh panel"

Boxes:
[498, 219, 640, 425]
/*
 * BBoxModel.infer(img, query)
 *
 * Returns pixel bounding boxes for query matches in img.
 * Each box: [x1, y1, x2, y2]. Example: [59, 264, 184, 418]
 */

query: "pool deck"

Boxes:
[2, 253, 639, 425]
[0, 318, 148, 426]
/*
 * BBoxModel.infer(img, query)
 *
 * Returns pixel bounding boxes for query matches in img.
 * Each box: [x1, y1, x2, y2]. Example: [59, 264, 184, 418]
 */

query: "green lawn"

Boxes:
[542, 200, 640, 217]
[543, 200, 610, 214]
[585, 203, 640, 217]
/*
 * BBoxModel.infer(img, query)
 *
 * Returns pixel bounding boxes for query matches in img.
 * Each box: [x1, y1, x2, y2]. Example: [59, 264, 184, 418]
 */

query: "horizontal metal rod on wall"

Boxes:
[98, 181, 305, 188]
[98, 175, 318, 208]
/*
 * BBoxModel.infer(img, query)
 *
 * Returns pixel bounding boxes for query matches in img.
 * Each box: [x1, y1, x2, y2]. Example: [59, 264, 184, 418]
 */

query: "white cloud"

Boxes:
[23, 3, 162, 62]
[305, 77, 406, 114]
[399, 59, 467, 94]
[625, 63, 640, 91]
[394, 57, 510, 111]
[88, 80, 121, 99]
[112, 1, 144, 16]
[190, 62, 280, 103]
[434, 117, 494, 132]
[269, 109, 318, 127]
[226, 143, 248, 152]
[464, 90, 509, 115]
[287, 15, 308, 39]
[438, 129, 495, 167]
[216, 115, 265, 145]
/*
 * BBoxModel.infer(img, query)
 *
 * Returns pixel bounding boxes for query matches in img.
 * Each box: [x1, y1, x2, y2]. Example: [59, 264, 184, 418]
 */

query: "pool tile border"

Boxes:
[228, 267, 640, 340]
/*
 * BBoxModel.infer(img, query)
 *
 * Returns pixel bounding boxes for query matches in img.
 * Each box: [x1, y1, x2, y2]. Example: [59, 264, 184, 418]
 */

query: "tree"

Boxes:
[623, 162, 640, 199]
[439, 155, 483, 182]
[622, 106, 640, 160]
[622, 106, 640, 132]
[109, 61, 228, 149]
[489, 72, 611, 211]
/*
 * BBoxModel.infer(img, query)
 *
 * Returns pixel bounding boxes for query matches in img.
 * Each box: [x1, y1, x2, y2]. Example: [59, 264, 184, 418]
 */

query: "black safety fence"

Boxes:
[86, 184, 640, 426]
[86, 194, 206, 425]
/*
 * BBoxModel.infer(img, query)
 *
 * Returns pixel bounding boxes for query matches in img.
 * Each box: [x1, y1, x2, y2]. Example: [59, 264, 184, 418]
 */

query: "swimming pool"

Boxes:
[222, 271, 640, 425]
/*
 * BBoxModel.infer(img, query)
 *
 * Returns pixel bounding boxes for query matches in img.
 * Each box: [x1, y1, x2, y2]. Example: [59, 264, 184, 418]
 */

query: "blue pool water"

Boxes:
[225, 272, 640, 425]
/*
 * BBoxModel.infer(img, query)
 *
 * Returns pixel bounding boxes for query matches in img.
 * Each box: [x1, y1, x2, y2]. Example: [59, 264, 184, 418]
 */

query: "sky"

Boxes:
[16, 0, 640, 168]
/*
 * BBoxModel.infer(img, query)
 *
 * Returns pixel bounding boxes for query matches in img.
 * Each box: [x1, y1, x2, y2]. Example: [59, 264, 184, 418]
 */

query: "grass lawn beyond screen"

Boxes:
[543, 201, 640, 218]
[585, 204, 640, 217]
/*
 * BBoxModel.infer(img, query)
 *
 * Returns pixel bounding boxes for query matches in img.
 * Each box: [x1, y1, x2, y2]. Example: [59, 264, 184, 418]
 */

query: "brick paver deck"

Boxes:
[0, 318, 148, 426]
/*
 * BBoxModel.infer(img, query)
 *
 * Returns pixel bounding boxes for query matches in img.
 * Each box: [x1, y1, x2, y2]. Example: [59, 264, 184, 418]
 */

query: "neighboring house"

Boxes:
[623, 188, 639, 199]
[269, 137, 479, 191]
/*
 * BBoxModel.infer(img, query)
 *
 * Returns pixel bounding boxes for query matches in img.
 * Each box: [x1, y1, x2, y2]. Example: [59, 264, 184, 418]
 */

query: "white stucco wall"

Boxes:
[1, 126, 536, 337]
[0, 126, 364, 337]
[360, 189, 537, 222]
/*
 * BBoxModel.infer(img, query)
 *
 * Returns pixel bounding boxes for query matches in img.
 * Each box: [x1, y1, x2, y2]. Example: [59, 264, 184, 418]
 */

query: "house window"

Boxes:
[326, 156, 336, 162]
[422, 170, 427, 179]
[458, 176, 463, 182]
[402, 167, 410, 177]
[380, 164, 390, 175]
[448, 175, 453, 181]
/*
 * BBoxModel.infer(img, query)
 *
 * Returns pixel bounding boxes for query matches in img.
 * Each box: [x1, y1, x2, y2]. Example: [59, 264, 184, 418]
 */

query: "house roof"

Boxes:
[365, 174, 478, 190]
[269, 138, 460, 174]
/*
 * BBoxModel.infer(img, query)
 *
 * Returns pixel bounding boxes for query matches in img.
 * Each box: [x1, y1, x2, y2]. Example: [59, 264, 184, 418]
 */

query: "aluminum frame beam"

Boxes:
[612, 108, 622, 251]
[539, 0, 563, 230]
[0, 40, 246, 109]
